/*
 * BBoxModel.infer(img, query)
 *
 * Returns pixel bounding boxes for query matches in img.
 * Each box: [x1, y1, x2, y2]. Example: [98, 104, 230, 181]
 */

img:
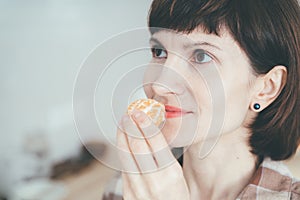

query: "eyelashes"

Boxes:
[192, 49, 212, 64]
[150, 46, 212, 64]
[151, 46, 167, 59]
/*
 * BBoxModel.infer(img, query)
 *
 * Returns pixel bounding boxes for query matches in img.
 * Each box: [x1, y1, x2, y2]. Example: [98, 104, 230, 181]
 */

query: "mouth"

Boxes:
[165, 105, 193, 118]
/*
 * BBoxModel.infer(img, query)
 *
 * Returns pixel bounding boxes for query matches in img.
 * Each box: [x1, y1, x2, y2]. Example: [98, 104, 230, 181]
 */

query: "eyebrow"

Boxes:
[149, 37, 221, 51]
[183, 41, 222, 51]
[149, 37, 164, 47]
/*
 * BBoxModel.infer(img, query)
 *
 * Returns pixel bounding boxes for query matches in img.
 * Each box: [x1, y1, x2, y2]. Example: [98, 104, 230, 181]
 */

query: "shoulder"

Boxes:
[238, 158, 300, 200]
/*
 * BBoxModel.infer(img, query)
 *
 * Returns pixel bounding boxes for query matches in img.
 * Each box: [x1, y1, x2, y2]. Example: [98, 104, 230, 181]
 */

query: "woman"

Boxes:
[103, 0, 300, 199]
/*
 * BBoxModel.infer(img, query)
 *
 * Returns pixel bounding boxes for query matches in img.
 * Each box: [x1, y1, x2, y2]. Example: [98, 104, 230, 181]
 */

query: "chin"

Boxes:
[162, 128, 197, 149]
[161, 115, 198, 147]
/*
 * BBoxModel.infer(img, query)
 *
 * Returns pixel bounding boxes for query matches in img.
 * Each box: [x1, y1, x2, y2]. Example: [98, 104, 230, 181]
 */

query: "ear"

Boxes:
[250, 65, 287, 112]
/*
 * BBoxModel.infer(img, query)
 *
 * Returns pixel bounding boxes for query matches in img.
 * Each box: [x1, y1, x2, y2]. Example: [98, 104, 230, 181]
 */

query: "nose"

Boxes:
[151, 55, 186, 97]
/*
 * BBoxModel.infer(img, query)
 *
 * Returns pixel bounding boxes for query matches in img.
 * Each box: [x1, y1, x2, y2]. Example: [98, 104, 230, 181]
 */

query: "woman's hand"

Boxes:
[117, 110, 190, 200]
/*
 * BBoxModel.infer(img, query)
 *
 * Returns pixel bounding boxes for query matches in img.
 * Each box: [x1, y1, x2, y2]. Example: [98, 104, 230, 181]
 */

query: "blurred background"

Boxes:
[0, 1, 299, 200]
[0, 1, 151, 199]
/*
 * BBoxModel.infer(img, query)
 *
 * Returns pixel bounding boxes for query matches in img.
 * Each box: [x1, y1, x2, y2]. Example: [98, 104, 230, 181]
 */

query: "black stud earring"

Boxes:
[253, 103, 261, 110]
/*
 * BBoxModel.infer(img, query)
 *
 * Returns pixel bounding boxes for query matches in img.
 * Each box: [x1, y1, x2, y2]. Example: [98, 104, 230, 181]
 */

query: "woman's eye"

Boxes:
[193, 49, 212, 64]
[151, 47, 167, 59]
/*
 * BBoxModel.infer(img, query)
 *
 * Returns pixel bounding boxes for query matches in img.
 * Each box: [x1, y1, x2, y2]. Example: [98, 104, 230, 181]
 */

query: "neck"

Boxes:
[183, 128, 257, 200]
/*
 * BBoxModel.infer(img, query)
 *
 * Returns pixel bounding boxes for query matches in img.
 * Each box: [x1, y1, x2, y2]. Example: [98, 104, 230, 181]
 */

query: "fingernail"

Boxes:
[132, 110, 152, 128]
[132, 110, 141, 118]
[133, 110, 146, 123]
[122, 114, 129, 123]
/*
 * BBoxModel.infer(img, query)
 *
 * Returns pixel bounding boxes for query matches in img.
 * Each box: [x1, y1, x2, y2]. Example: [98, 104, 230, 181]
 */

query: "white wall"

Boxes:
[0, 0, 151, 196]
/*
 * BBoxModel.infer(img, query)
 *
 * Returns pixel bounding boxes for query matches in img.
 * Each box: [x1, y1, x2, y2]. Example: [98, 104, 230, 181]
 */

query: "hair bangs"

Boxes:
[148, 0, 232, 35]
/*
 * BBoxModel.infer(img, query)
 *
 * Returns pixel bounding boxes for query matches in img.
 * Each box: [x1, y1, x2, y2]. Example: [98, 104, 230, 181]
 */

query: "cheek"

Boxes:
[222, 75, 252, 133]
[182, 74, 214, 140]
[186, 72, 212, 109]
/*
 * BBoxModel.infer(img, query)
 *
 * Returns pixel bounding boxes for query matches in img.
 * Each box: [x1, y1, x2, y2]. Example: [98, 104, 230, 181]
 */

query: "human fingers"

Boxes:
[116, 123, 140, 173]
[121, 113, 158, 173]
[131, 110, 177, 169]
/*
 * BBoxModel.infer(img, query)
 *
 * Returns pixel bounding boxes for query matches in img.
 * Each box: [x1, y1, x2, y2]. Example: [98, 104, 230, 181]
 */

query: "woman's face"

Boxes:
[143, 29, 256, 148]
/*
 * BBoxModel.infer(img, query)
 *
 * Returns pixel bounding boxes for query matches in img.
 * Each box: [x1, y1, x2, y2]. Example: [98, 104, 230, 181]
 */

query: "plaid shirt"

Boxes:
[237, 158, 300, 200]
[102, 158, 300, 200]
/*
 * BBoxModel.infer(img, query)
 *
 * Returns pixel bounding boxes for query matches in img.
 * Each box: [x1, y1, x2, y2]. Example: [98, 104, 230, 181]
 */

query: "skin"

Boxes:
[117, 28, 287, 200]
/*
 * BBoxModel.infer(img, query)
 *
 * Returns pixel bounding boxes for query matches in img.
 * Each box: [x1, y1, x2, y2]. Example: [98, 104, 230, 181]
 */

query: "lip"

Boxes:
[165, 105, 192, 118]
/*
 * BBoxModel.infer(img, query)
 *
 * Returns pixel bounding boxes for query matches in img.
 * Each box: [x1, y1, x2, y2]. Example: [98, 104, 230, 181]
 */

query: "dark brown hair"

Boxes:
[148, 0, 300, 161]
